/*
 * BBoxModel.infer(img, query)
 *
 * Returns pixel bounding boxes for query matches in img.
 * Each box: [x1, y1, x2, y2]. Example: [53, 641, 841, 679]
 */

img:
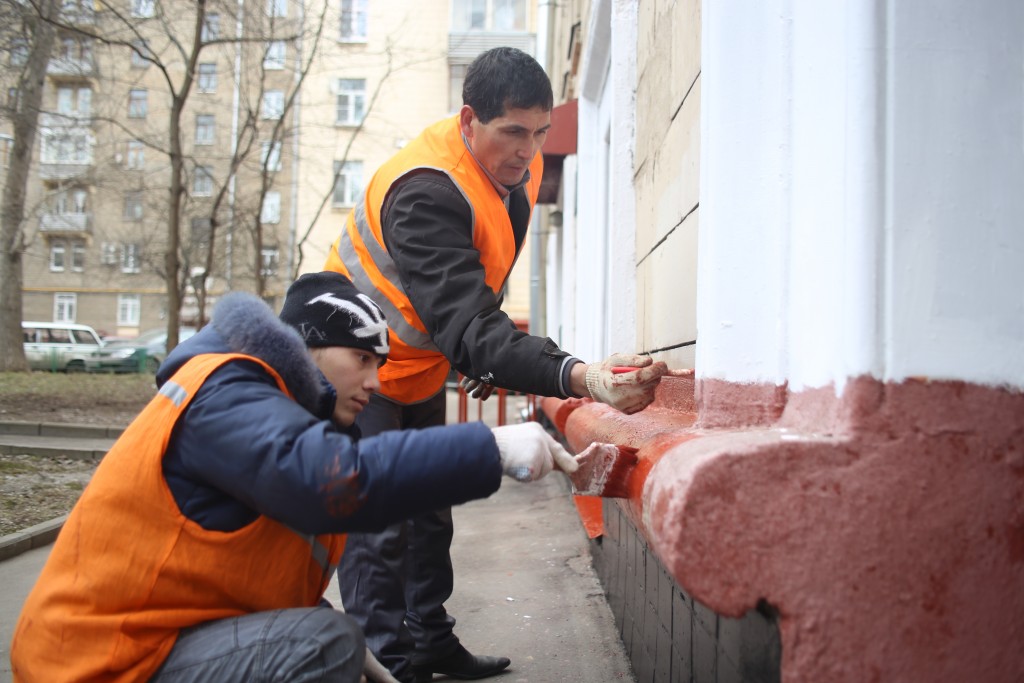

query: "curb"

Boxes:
[0, 421, 124, 439]
[0, 515, 66, 562]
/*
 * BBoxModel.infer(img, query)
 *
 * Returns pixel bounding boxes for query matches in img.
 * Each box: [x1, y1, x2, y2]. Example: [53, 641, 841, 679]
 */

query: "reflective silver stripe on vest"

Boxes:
[292, 530, 338, 577]
[341, 167, 476, 353]
[158, 381, 188, 407]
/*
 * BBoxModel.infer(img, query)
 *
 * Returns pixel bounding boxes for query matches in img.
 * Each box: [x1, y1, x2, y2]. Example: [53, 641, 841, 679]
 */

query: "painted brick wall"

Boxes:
[591, 498, 780, 683]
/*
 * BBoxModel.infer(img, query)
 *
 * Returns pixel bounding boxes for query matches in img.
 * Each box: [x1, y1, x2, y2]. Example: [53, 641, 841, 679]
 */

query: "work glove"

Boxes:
[585, 353, 669, 415]
[491, 422, 579, 482]
[460, 376, 496, 401]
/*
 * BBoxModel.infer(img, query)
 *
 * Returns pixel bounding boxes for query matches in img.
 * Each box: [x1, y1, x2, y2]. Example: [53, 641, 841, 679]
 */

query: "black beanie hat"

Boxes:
[279, 272, 389, 359]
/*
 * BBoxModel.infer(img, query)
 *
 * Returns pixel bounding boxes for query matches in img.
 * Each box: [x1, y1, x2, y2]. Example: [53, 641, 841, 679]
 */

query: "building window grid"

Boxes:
[452, 0, 527, 31]
[332, 160, 363, 207]
[54, 293, 77, 322]
[262, 90, 285, 120]
[121, 243, 141, 273]
[128, 89, 148, 118]
[50, 240, 66, 271]
[340, 0, 367, 41]
[195, 114, 215, 145]
[198, 63, 217, 92]
[117, 294, 141, 326]
[264, 41, 286, 69]
[335, 79, 366, 126]
[261, 247, 279, 276]
[261, 141, 282, 172]
[267, 0, 287, 18]
[126, 140, 145, 169]
[260, 191, 281, 224]
[193, 165, 214, 196]
[131, 0, 154, 18]
[123, 192, 143, 221]
[202, 13, 221, 41]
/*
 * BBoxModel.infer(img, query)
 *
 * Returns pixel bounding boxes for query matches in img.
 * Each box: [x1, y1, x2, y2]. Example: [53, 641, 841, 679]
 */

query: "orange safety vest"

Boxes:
[10, 353, 346, 683]
[325, 115, 543, 404]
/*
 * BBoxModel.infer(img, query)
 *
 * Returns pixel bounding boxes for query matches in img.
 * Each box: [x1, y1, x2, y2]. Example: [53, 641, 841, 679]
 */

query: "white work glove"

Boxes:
[584, 353, 669, 415]
[460, 376, 496, 401]
[491, 422, 579, 482]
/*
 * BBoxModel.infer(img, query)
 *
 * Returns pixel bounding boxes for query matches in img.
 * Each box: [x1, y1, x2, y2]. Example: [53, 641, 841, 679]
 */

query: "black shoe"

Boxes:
[412, 645, 511, 681]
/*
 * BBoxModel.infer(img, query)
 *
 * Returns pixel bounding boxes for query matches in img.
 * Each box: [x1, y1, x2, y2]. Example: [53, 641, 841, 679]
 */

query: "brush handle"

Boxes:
[611, 366, 638, 374]
[612, 366, 694, 377]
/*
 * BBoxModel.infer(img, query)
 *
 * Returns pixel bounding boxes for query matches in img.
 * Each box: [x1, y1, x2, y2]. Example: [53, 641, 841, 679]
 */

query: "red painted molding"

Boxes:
[546, 374, 1024, 683]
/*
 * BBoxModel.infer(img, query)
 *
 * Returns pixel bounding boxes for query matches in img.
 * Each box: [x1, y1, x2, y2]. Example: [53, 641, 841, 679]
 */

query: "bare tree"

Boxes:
[0, 0, 60, 371]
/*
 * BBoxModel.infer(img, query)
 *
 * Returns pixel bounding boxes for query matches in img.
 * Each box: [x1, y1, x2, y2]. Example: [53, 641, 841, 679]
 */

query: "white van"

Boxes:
[22, 322, 104, 372]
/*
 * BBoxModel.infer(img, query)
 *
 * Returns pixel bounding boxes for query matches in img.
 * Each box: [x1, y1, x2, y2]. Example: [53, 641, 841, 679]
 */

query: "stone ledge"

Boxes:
[0, 515, 66, 563]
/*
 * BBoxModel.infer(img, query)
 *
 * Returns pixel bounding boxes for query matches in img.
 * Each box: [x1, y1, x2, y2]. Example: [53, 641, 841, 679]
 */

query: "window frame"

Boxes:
[117, 293, 142, 326]
[332, 159, 363, 207]
[192, 165, 214, 197]
[195, 114, 215, 145]
[54, 293, 77, 323]
[128, 88, 148, 118]
[264, 41, 286, 69]
[260, 191, 281, 224]
[49, 239, 67, 272]
[262, 90, 285, 120]
[334, 78, 366, 126]
[340, 0, 368, 42]
[120, 243, 141, 274]
[197, 62, 217, 92]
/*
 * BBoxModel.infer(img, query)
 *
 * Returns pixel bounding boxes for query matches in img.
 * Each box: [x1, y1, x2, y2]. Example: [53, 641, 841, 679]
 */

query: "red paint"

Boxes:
[546, 374, 1024, 683]
[572, 495, 605, 539]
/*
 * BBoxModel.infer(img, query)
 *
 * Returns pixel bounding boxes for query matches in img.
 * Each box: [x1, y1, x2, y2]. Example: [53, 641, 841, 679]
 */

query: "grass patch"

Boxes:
[0, 460, 38, 475]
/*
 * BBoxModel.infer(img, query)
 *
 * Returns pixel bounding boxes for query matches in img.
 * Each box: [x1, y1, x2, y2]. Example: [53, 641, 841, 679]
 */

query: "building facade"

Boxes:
[3, 0, 540, 339]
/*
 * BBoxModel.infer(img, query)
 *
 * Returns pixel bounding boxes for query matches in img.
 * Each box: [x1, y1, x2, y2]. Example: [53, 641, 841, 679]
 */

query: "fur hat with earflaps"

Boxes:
[278, 272, 389, 360]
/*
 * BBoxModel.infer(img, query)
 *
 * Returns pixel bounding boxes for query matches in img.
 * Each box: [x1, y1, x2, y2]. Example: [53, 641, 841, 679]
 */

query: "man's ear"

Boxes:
[459, 105, 475, 140]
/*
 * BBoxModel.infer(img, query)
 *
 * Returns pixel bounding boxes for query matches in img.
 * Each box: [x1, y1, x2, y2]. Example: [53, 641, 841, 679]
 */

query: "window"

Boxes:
[451, 0, 526, 31]
[130, 40, 150, 68]
[260, 191, 281, 223]
[121, 243, 141, 273]
[101, 242, 118, 265]
[195, 114, 215, 145]
[54, 188, 88, 214]
[10, 39, 28, 66]
[123, 192, 143, 221]
[117, 294, 141, 326]
[50, 240, 66, 271]
[56, 86, 91, 118]
[126, 140, 145, 169]
[449, 64, 468, 113]
[262, 90, 285, 120]
[340, 0, 367, 41]
[191, 217, 212, 246]
[267, 0, 287, 17]
[332, 160, 363, 206]
[335, 79, 365, 125]
[0, 135, 12, 168]
[131, 0, 155, 18]
[192, 165, 213, 196]
[71, 240, 85, 271]
[264, 41, 286, 69]
[41, 131, 92, 165]
[202, 13, 220, 41]
[128, 89, 148, 118]
[197, 63, 217, 92]
[261, 248, 279, 276]
[261, 141, 282, 171]
[54, 293, 77, 322]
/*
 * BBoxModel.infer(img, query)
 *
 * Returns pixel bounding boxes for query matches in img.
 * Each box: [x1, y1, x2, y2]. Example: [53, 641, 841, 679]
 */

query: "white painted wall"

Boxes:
[570, 0, 639, 364]
[699, 0, 1024, 391]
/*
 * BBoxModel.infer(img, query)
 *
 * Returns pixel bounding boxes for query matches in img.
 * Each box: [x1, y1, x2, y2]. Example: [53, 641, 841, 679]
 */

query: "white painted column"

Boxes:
[699, 0, 1024, 392]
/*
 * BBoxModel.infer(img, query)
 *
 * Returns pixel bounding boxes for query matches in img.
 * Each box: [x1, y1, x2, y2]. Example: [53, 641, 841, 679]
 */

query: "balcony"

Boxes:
[47, 57, 94, 78]
[40, 212, 92, 235]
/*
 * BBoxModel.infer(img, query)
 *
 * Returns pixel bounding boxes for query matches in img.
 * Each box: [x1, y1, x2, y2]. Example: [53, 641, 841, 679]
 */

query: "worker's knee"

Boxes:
[296, 607, 366, 679]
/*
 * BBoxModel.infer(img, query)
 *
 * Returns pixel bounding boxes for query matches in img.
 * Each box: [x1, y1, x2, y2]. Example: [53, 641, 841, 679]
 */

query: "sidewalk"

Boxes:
[0, 394, 635, 682]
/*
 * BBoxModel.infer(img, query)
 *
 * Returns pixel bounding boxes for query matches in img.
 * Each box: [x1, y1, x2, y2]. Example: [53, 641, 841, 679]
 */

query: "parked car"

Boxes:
[85, 327, 197, 374]
[22, 322, 104, 373]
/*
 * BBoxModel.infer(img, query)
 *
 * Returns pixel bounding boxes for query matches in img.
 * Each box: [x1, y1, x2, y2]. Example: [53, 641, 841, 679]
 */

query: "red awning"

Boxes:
[538, 99, 578, 204]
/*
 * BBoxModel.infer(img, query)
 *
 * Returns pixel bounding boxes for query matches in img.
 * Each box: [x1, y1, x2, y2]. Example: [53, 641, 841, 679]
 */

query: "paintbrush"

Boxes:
[612, 366, 694, 377]
[568, 442, 639, 498]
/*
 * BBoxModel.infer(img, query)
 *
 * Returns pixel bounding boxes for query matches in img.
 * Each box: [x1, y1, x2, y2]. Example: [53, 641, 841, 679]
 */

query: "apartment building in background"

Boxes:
[2, 0, 539, 338]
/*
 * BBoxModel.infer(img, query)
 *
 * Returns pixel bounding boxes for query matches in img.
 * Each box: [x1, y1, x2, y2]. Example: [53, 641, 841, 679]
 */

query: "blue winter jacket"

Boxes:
[156, 292, 502, 535]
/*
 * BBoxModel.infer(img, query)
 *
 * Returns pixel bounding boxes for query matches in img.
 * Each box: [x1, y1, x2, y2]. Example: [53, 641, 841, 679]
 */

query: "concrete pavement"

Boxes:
[0, 393, 636, 682]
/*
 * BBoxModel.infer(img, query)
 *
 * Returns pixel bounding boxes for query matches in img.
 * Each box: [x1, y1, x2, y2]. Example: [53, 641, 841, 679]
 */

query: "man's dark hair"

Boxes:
[463, 47, 553, 123]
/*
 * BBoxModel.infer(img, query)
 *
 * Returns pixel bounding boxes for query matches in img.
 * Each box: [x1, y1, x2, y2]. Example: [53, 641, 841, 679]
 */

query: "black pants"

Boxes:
[337, 391, 460, 683]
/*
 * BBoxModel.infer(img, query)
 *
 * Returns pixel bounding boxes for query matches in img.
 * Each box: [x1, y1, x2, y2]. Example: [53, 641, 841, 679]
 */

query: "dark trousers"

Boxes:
[337, 391, 460, 683]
